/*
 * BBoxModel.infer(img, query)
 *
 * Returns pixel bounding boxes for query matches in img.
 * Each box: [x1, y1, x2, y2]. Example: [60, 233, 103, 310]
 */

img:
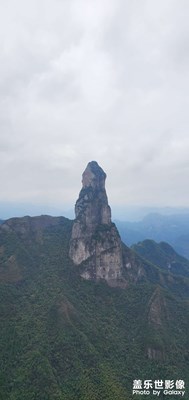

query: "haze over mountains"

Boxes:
[132, 239, 189, 278]
[116, 213, 189, 260]
[1, 0, 189, 397]
[0, 161, 188, 400]
[2, 203, 189, 261]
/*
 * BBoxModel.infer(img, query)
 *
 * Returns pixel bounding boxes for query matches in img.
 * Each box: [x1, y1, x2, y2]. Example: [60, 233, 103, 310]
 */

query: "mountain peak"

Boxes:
[82, 161, 106, 190]
[75, 161, 111, 224]
[69, 162, 123, 282]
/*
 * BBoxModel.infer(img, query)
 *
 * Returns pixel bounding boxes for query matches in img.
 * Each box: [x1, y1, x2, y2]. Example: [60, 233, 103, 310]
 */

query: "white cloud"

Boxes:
[0, 0, 189, 215]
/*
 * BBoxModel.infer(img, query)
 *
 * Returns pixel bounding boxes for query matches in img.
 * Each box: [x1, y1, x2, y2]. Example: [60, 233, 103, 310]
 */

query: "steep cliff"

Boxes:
[69, 161, 189, 297]
[69, 161, 123, 283]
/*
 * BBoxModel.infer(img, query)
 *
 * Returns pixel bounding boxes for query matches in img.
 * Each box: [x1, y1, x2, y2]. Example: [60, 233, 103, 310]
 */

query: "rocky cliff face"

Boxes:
[69, 161, 123, 283]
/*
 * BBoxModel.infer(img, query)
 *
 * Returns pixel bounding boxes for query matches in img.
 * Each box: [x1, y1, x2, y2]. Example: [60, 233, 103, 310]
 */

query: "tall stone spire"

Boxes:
[69, 161, 123, 283]
[75, 161, 111, 228]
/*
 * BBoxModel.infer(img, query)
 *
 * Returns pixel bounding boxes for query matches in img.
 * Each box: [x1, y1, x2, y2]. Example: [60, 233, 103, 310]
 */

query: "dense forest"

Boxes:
[0, 216, 188, 399]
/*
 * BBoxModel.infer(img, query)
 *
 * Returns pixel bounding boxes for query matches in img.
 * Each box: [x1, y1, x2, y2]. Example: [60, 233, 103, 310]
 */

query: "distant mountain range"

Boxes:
[115, 213, 189, 259]
[132, 239, 189, 278]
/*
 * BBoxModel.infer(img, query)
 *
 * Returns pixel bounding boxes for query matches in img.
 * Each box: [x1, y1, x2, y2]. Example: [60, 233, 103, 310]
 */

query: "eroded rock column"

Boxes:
[69, 161, 123, 283]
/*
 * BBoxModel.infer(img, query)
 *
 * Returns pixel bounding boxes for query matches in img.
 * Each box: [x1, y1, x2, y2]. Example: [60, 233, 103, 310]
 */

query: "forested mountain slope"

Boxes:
[0, 215, 188, 400]
[132, 239, 189, 278]
[116, 213, 189, 259]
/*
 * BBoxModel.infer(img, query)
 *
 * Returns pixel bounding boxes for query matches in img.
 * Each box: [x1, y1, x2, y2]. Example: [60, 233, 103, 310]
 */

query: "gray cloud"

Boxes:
[0, 0, 189, 216]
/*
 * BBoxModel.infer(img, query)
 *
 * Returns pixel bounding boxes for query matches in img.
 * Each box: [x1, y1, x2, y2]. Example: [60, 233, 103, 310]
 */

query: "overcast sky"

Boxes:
[0, 0, 189, 218]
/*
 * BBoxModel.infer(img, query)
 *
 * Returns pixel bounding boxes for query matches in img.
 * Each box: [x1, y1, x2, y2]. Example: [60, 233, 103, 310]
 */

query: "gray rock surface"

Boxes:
[69, 161, 123, 283]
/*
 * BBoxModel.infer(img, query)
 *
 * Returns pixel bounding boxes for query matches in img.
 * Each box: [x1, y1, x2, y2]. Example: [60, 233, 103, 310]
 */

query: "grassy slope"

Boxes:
[0, 217, 188, 400]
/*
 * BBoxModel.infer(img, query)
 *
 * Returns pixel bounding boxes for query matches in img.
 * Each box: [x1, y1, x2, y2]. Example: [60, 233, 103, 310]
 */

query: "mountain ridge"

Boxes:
[0, 161, 188, 399]
[0, 214, 188, 399]
[115, 213, 189, 259]
[132, 239, 189, 278]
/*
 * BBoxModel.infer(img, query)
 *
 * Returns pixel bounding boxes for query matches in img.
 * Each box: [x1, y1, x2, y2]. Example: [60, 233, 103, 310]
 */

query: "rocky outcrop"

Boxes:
[146, 287, 168, 361]
[69, 161, 123, 283]
[148, 287, 168, 327]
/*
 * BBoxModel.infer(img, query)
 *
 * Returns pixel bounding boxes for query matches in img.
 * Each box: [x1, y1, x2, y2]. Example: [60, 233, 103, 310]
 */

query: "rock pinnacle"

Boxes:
[69, 161, 123, 283]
